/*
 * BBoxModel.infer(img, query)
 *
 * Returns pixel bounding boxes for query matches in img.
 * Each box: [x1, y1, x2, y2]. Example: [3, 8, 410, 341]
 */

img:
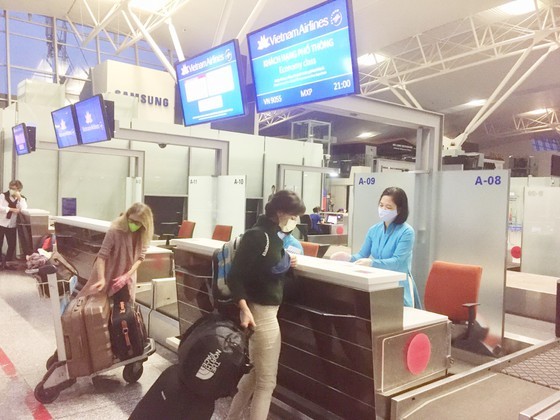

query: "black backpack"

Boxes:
[177, 313, 252, 400]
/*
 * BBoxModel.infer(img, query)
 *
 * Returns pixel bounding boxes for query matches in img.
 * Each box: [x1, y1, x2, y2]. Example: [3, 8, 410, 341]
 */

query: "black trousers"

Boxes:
[0, 226, 17, 263]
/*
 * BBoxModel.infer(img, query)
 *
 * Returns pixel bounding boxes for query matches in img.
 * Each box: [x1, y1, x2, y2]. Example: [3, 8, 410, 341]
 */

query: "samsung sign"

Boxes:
[113, 90, 170, 107]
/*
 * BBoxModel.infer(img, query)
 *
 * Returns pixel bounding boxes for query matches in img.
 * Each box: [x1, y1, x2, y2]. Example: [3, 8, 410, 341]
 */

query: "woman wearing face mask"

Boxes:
[77, 202, 154, 301]
[227, 190, 305, 420]
[0, 180, 28, 270]
[332, 187, 420, 308]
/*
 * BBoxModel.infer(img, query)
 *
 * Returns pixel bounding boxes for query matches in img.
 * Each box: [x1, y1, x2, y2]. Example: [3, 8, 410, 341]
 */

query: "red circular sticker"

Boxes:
[405, 333, 431, 375]
[511, 246, 521, 259]
[336, 226, 344, 235]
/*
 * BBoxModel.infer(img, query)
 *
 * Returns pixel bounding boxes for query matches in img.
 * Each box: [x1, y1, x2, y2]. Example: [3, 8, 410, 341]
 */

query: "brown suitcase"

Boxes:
[62, 294, 114, 378]
[62, 296, 92, 377]
[83, 293, 114, 372]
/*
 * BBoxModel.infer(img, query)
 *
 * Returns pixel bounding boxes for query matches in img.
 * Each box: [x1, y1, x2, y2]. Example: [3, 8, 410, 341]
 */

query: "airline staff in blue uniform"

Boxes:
[333, 187, 420, 307]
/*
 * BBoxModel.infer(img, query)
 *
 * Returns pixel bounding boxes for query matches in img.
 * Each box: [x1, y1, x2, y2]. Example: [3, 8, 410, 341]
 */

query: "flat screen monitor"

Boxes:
[247, 0, 360, 113]
[326, 214, 338, 224]
[12, 123, 31, 155]
[74, 94, 112, 144]
[52, 105, 80, 148]
[175, 39, 246, 126]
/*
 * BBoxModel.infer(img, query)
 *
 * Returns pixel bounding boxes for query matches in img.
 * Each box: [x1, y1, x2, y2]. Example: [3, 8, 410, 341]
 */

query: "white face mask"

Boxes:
[9, 189, 17, 197]
[378, 208, 398, 224]
[280, 218, 298, 233]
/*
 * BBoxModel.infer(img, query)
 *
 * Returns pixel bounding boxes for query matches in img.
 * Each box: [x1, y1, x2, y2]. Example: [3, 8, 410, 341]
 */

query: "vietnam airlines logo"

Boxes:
[60, 119, 67, 130]
[257, 34, 271, 50]
[181, 63, 189, 76]
[85, 111, 93, 124]
[225, 48, 232, 62]
[331, 8, 342, 26]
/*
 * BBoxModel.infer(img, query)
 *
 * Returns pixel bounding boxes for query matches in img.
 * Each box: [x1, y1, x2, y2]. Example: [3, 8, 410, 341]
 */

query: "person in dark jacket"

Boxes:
[227, 190, 305, 420]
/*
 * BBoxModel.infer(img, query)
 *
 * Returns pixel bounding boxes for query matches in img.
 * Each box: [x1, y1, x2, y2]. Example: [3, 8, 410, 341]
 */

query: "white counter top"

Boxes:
[170, 238, 405, 292]
[294, 255, 406, 292]
[171, 238, 225, 256]
[506, 270, 559, 294]
[53, 216, 111, 232]
[403, 307, 448, 330]
[22, 208, 49, 216]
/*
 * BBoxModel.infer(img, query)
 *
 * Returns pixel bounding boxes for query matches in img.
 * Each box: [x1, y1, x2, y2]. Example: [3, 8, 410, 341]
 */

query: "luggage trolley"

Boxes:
[31, 264, 156, 404]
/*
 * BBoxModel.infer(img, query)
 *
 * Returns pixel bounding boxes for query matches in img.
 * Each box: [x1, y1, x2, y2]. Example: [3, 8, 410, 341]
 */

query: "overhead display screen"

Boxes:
[12, 123, 30, 156]
[176, 39, 246, 126]
[247, 0, 360, 113]
[74, 94, 112, 145]
[51, 105, 80, 149]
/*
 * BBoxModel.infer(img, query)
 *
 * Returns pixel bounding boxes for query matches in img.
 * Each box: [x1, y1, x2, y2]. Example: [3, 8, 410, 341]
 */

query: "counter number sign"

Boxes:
[474, 175, 501, 186]
[358, 176, 376, 185]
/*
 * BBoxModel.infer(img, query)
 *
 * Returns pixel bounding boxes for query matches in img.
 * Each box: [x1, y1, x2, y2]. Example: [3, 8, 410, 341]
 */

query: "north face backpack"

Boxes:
[177, 313, 252, 400]
[211, 232, 269, 309]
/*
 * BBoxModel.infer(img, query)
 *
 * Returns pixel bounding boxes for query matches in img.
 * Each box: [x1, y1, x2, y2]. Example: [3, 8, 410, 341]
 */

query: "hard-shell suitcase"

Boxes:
[61, 297, 92, 377]
[110, 301, 147, 361]
[129, 365, 214, 420]
[83, 293, 113, 372]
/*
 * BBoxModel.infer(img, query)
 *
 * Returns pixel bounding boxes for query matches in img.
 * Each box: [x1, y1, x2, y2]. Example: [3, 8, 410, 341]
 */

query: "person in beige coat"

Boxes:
[78, 202, 154, 301]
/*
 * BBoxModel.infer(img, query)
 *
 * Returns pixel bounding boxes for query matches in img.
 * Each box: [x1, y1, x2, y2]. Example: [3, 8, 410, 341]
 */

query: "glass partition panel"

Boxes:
[59, 152, 128, 220]
[434, 170, 509, 341]
[187, 176, 215, 238]
[522, 187, 560, 276]
[132, 141, 188, 196]
[17, 148, 58, 215]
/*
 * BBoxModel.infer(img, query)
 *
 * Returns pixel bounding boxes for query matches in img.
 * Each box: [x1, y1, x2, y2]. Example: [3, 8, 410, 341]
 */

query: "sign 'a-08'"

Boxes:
[247, 0, 360, 113]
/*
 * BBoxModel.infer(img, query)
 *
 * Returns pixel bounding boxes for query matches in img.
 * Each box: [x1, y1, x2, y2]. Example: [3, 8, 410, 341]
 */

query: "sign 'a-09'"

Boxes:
[247, 0, 360, 113]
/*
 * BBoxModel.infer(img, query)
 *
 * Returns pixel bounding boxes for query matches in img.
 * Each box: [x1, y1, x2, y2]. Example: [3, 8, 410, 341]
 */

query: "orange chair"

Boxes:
[177, 220, 196, 238]
[424, 261, 494, 355]
[212, 225, 233, 242]
[300, 241, 320, 257]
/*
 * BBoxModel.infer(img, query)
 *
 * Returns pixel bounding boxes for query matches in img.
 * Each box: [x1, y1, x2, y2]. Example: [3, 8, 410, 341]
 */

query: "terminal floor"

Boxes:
[0, 270, 278, 420]
[2, 268, 556, 419]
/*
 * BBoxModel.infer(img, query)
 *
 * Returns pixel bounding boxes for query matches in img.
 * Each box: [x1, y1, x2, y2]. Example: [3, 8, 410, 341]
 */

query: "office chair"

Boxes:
[424, 260, 496, 356]
[212, 225, 233, 242]
[177, 220, 196, 239]
[300, 241, 320, 257]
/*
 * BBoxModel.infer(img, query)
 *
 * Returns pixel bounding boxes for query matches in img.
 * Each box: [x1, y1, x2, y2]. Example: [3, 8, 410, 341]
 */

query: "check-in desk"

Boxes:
[171, 238, 451, 419]
[18, 208, 50, 255]
[53, 216, 177, 347]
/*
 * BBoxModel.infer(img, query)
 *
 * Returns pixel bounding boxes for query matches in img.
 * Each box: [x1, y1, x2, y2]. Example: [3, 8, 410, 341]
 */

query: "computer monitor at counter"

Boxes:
[326, 214, 338, 224]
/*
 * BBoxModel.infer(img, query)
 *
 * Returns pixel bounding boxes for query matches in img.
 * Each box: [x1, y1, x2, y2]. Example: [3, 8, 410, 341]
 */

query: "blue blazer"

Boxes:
[351, 222, 421, 308]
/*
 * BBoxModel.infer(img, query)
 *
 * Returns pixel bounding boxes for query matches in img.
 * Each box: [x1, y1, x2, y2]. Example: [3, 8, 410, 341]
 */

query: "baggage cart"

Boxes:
[30, 264, 156, 404]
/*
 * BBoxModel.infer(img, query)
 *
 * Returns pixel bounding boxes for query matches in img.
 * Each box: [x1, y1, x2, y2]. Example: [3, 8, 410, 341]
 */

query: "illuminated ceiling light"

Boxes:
[329, 172, 339, 178]
[357, 53, 387, 67]
[466, 99, 486, 107]
[130, 0, 169, 12]
[357, 131, 378, 139]
[525, 108, 548, 115]
[496, 0, 536, 16]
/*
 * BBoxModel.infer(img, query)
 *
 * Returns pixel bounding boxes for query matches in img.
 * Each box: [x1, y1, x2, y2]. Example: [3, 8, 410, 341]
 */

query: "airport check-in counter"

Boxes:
[18, 208, 50, 255]
[171, 237, 451, 420]
[53, 216, 178, 347]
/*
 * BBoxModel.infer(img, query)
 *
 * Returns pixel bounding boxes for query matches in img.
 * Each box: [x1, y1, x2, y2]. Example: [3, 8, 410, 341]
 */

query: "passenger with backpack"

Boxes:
[226, 190, 306, 420]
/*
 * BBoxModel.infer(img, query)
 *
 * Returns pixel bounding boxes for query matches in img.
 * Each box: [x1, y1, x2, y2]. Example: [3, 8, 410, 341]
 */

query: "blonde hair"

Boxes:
[111, 202, 154, 247]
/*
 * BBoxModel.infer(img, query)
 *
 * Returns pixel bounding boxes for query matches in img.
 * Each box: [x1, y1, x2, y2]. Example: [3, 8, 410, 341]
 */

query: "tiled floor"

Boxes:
[0, 269, 240, 419]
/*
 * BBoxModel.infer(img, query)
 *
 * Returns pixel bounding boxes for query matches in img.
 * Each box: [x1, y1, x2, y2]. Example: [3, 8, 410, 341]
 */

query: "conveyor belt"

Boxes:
[501, 346, 560, 390]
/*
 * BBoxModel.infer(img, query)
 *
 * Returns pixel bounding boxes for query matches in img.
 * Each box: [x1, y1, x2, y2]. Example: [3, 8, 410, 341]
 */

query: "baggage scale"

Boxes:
[29, 264, 156, 404]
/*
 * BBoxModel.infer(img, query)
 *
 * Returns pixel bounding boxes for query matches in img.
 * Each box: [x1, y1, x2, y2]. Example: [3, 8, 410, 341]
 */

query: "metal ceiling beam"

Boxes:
[167, 18, 184, 61]
[81, 0, 124, 47]
[124, 5, 176, 79]
[213, 0, 234, 47]
[236, 0, 269, 45]
[485, 109, 560, 137]
[359, 5, 560, 97]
